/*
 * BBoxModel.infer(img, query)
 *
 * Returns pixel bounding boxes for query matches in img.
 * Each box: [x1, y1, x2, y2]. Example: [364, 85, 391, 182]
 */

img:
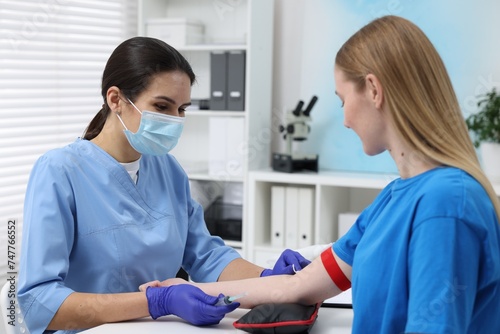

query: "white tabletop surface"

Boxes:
[81, 306, 353, 333]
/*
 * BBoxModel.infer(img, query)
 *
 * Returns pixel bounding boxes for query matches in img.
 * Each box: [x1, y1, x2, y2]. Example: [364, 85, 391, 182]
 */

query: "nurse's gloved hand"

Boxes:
[146, 285, 239, 326]
[260, 249, 311, 277]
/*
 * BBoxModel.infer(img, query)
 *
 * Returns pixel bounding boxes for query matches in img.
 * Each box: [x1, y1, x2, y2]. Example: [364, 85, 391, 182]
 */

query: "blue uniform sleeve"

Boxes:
[182, 197, 240, 283]
[18, 155, 76, 334]
[405, 217, 480, 333]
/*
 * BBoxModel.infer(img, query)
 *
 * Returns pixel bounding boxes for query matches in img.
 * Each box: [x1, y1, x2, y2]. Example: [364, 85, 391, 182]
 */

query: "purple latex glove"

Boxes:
[260, 249, 311, 277]
[146, 285, 239, 326]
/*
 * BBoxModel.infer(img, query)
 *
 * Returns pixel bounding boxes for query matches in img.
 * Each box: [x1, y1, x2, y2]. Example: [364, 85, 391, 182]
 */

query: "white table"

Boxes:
[81, 307, 353, 333]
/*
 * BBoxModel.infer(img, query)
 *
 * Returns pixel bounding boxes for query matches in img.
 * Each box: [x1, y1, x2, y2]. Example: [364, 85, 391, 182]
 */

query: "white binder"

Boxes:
[285, 186, 299, 249]
[271, 185, 286, 248]
[298, 187, 314, 248]
[208, 117, 244, 178]
[208, 117, 227, 176]
[226, 118, 245, 177]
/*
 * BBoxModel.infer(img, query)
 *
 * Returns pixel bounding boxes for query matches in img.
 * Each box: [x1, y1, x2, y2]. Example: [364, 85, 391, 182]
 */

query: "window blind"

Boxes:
[0, 0, 137, 284]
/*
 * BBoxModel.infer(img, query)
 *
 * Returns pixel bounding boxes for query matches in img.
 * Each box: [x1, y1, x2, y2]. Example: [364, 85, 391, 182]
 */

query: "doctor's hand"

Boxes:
[260, 249, 311, 277]
[146, 284, 239, 326]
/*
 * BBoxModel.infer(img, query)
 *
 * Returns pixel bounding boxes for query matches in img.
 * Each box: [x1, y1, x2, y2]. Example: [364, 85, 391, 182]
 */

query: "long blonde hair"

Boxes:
[335, 15, 500, 221]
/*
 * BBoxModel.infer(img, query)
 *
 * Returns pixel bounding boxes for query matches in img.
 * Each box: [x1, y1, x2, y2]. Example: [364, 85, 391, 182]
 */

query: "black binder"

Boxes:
[227, 51, 246, 111]
[210, 51, 228, 110]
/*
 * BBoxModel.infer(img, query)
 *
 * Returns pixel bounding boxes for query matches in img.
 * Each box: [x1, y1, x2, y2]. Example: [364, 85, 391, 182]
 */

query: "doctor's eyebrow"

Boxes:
[154, 95, 191, 107]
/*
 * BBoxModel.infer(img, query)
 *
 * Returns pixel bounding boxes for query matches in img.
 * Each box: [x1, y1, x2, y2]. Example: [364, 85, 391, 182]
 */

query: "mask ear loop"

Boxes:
[127, 98, 143, 115]
[115, 111, 129, 131]
[116, 98, 143, 131]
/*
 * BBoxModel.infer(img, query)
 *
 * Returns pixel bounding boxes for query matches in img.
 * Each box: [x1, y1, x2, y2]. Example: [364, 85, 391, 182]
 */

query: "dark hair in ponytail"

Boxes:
[83, 37, 196, 140]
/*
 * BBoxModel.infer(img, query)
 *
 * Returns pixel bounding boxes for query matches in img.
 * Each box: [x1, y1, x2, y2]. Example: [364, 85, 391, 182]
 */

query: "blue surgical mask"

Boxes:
[116, 99, 185, 156]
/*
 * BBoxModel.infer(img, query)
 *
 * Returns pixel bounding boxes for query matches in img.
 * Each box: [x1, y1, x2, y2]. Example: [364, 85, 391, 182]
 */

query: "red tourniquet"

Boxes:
[320, 247, 351, 291]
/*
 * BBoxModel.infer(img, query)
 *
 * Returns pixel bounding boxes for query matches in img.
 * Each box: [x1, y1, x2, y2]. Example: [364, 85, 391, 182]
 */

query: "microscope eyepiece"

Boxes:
[303, 95, 318, 117]
[292, 100, 304, 116]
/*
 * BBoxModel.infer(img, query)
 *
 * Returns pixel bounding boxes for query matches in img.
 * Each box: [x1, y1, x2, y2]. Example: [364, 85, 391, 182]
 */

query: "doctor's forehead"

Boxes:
[142, 71, 191, 101]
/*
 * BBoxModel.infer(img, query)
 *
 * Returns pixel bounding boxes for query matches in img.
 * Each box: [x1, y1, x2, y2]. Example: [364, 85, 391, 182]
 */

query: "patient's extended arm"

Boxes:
[145, 252, 351, 309]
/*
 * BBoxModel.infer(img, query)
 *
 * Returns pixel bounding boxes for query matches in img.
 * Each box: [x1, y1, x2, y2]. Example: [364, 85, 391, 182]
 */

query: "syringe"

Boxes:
[214, 292, 247, 306]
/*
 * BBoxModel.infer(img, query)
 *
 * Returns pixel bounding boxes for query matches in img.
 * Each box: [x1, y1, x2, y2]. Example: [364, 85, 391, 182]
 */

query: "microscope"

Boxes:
[272, 96, 319, 173]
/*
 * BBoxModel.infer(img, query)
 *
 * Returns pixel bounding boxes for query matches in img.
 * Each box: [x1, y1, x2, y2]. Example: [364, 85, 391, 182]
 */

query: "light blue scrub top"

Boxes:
[18, 139, 240, 334]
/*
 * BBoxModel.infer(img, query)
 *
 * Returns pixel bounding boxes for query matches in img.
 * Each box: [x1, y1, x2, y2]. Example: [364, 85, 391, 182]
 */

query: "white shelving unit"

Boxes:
[138, 0, 274, 254]
[246, 169, 398, 266]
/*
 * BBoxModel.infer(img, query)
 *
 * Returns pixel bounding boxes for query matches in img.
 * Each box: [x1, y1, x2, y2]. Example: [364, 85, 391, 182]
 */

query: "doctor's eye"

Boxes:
[154, 104, 170, 113]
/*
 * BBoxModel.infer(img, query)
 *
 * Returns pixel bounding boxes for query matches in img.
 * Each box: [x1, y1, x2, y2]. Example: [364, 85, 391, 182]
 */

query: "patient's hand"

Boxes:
[139, 278, 189, 292]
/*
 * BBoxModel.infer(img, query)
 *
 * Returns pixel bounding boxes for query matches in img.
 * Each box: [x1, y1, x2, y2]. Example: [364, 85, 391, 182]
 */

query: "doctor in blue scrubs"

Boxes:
[18, 36, 309, 334]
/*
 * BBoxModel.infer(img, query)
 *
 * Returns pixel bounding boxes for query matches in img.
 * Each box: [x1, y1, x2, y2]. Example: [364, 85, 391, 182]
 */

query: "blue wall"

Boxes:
[294, 0, 500, 173]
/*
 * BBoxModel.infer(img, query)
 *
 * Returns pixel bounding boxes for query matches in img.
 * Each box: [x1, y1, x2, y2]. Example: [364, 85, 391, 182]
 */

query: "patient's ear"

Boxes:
[365, 74, 384, 109]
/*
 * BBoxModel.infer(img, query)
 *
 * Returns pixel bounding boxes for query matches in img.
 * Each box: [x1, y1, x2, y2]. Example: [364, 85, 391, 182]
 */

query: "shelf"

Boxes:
[177, 44, 247, 52]
[250, 169, 500, 195]
[250, 169, 398, 189]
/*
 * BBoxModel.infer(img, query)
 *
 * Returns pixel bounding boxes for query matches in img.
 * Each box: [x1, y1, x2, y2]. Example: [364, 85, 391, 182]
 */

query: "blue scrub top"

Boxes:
[334, 167, 500, 333]
[18, 139, 240, 334]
